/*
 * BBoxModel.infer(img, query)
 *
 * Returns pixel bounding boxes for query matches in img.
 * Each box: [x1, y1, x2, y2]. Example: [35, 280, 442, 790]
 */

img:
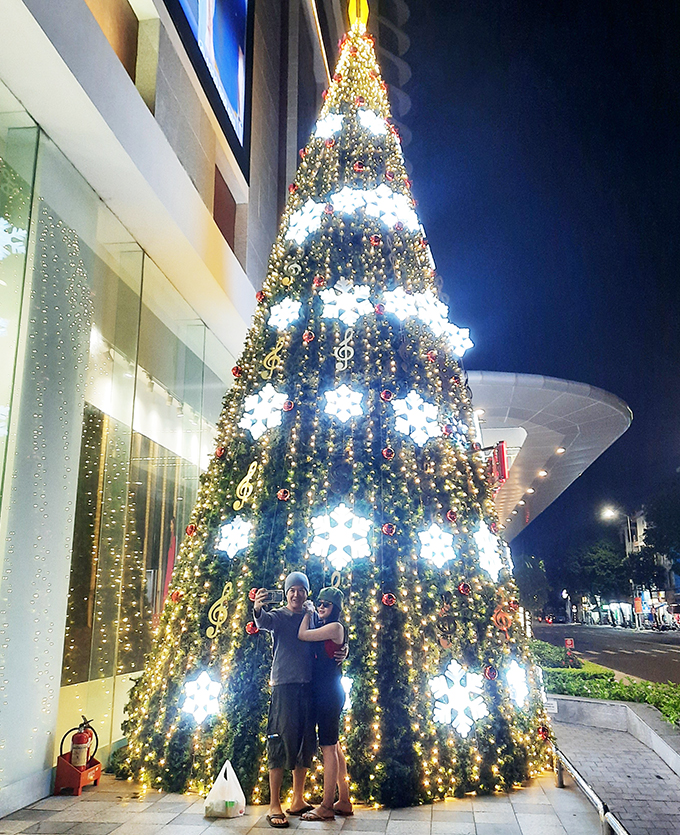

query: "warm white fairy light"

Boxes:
[315, 113, 344, 138]
[391, 390, 440, 446]
[215, 517, 252, 558]
[473, 524, 503, 580]
[430, 660, 488, 737]
[238, 383, 289, 440]
[309, 503, 372, 570]
[182, 671, 221, 724]
[505, 660, 529, 708]
[286, 198, 325, 245]
[320, 278, 373, 326]
[324, 384, 364, 423]
[268, 298, 302, 330]
[418, 522, 457, 568]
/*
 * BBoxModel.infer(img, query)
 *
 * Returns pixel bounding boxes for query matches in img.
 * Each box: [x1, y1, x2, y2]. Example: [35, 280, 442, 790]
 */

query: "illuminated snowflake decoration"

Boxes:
[286, 199, 325, 245]
[216, 517, 252, 558]
[341, 675, 353, 710]
[268, 297, 302, 330]
[324, 384, 364, 423]
[330, 185, 419, 232]
[358, 109, 387, 135]
[418, 522, 457, 568]
[320, 278, 373, 326]
[238, 383, 289, 440]
[391, 390, 440, 446]
[182, 671, 221, 724]
[505, 660, 529, 708]
[415, 291, 450, 337]
[309, 503, 372, 570]
[383, 287, 418, 321]
[0, 218, 27, 260]
[473, 524, 504, 580]
[450, 419, 470, 449]
[315, 113, 344, 138]
[430, 660, 488, 737]
[535, 666, 547, 703]
[447, 324, 474, 357]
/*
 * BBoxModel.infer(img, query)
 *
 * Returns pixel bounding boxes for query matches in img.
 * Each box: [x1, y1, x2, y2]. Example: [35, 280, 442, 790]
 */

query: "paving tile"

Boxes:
[387, 809, 431, 821]
[431, 810, 474, 822]
[340, 819, 388, 831]
[108, 825, 164, 835]
[67, 825, 121, 835]
[474, 823, 521, 835]
[384, 822, 430, 835]
[20, 824, 77, 834]
[431, 824, 475, 835]
[27, 800, 79, 812]
[3, 812, 52, 822]
[160, 827, 211, 835]
[0, 822, 36, 835]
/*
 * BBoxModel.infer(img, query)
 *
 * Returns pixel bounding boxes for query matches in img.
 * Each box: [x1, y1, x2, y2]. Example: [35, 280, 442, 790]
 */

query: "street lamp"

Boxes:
[601, 505, 639, 628]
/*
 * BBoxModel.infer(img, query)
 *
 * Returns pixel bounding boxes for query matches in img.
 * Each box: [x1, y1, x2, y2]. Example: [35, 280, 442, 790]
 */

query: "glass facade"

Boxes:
[0, 77, 234, 775]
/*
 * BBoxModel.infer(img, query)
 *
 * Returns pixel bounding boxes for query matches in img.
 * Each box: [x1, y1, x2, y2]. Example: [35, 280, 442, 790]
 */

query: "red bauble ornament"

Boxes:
[380, 389, 394, 402]
[170, 590, 183, 603]
[185, 523, 197, 537]
[394, 221, 404, 232]
[325, 138, 335, 148]
[255, 290, 265, 303]
[473, 442, 482, 451]
[484, 665, 498, 681]
[403, 177, 413, 188]
[299, 148, 307, 159]
[382, 523, 396, 536]
[509, 599, 520, 612]
[232, 366, 243, 378]
[426, 350, 437, 362]
[283, 400, 294, 412]
[215, 447, 226, 459]
[370, 234, 382, 246]
[446, 509, 457, 523]
[312, 275, 325, 288]
[490, 521, 498, 534]
[245, 621, 259, 635]
[277, 488, 290, 501]
[385, 170, 395, 181]
[324, 202, 334, 214]
[442, 424, 454, 437]
[288, 183, 298, 193]
[355, 95, 365, 105]
[350, 45, 358, 55]
[382, 447, 395, 460]
[382, 592, 397, 607]
[302, 330, 315, 344]
[374, 303, 385, 316]
[457, 581, 471, 596]
[321, 89, 328, 99]
[353, 160, 366, 173]
[333, 73, 342, 83]
[248, 588, 258, 601]
[452, 375, 461, 385]
[537, 725, 551, 741]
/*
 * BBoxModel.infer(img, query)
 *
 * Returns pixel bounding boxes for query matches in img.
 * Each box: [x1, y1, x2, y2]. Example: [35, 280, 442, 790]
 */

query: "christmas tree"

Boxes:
[119, 3, 551, 806]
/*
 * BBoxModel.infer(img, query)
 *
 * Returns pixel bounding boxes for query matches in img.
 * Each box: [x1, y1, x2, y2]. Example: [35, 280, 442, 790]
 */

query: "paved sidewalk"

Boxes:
[0, 772, 600, 835]
[554, 720, 680, 835]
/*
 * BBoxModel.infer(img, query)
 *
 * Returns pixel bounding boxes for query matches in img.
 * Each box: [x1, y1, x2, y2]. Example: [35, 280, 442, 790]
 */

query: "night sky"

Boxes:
[403, 1, 680, 578]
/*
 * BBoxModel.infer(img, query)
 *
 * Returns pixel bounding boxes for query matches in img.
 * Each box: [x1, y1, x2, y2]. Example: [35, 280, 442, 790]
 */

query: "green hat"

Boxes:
[317, 586, 344, 611]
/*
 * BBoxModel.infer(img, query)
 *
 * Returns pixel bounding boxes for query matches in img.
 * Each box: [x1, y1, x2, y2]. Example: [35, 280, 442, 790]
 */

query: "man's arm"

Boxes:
[253, 588, 275, 630]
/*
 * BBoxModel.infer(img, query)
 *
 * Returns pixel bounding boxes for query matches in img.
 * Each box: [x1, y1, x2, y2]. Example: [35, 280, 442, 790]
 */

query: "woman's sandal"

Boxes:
[332, 803, 354, 817]
[301, 807, 335, 822]
[266, 813, 289, 828]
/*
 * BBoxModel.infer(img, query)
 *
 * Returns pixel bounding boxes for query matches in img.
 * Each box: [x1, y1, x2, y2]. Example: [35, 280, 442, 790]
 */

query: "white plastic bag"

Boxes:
[204, 759, 246, 818]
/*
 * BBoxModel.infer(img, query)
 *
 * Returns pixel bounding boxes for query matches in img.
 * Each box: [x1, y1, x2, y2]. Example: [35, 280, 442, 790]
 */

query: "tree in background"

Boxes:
[512, 554, 549, 614]
[562, 536, 628, 599]
[638, 480, 680, 582]
[118, 6, 550, 806]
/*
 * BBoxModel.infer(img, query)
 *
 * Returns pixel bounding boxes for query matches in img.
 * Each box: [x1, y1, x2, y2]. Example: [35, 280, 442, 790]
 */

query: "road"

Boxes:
[532, 622, 680, 684]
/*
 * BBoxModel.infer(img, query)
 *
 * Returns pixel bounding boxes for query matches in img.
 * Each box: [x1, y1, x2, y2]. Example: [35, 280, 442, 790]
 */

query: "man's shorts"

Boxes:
[267, 683, 316, 770]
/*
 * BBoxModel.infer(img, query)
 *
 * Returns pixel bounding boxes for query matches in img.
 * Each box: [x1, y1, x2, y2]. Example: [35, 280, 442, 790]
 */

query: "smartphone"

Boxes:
[264, 589, 284, 604]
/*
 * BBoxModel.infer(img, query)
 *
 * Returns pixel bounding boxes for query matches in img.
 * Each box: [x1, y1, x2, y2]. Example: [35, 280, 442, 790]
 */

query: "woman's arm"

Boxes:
[298, 614, 343, 643]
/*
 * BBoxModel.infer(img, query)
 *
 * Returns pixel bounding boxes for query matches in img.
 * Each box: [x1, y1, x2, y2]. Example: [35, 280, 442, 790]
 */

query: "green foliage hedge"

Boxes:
[529, 639, 582, 669]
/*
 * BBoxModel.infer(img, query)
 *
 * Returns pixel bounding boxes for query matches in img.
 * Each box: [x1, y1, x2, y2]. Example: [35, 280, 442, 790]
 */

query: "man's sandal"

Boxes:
[266, 813, 289, 828]
[332, 803, 354, 817]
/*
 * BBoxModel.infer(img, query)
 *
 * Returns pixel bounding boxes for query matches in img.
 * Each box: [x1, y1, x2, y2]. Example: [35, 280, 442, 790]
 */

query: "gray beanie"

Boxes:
[284, 571, 310, 593]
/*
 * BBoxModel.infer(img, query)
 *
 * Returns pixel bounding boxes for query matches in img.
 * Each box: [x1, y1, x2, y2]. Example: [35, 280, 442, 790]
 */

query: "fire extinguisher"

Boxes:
[60, 716, 98, 771]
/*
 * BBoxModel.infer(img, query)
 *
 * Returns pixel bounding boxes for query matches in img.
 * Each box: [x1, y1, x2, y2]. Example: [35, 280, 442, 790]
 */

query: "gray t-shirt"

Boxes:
[254, 606, 313, 686]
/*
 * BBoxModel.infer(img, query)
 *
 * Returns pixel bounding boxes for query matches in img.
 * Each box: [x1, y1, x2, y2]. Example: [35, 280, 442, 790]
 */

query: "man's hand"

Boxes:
[334, 643, 348, 664]
[253, 588, 268, 616]
[302, 600, 315, 615]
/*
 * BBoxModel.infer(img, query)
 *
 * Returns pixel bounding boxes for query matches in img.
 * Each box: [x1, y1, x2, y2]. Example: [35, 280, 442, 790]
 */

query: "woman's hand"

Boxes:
[303, 599, 315, 615]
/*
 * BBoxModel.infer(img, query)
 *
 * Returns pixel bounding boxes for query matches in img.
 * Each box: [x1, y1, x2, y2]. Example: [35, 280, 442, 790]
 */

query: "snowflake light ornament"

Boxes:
[341, 675, 353, 710]
[447, 324, 474, 358]
[324, 384, 364, 423]
[309, 503, 372, 570]
[0, 218, 27, 260]
[286, 199, 325, 245]
[268, 298, 302, 330]
[505, 660, 529, 708]
[415, 291, 450, 337]
[383, 287, 418, 321]
[358, 109, 387, 135]
[315, 113, 344, 138]
[216, 517, 252, 558]
[430, 660, 489, 737]
[418, 522, 457, 568]
[238, 383, 289, 440]
[473, 524, 504, 580]
[320, 277, 373, 326]
[182, 671, 221, 724]
[331, 185, 366, 215]
[329, 185, 419, 232]
[391, 390, 440, 446]
[450, 418, 470, 449]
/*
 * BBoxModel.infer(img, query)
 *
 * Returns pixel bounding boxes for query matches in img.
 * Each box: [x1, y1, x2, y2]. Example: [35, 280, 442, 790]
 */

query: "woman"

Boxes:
[298, 587, 353, 821]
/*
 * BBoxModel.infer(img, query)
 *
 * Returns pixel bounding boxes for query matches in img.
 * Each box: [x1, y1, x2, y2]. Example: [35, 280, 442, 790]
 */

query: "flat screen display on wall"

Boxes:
[164, 0, 253, 176]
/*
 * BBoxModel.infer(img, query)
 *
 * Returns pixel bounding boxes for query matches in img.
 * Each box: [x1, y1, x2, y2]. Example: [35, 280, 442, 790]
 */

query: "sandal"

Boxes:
[287, 804, 314, 816]
[333, 803, 354, 817]
[267, 813, 290, 828]
[301, 807, 335, 822]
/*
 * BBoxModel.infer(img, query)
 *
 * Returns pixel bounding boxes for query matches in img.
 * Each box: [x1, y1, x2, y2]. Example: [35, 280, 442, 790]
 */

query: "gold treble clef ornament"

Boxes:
[206, 581, 233, 639]
[333, 328, 354, 372]
[233, 460, 258, 510]
[492, 603, 513, 640]
[260, 336, 286, 380]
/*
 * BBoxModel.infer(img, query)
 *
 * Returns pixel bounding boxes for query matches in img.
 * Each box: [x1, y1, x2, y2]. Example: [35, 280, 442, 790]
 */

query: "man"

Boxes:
[253, 572, 316, 828]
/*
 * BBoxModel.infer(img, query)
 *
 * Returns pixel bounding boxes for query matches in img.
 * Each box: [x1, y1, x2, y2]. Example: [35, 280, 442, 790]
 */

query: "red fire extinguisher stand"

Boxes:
[54, 717, 102, 796]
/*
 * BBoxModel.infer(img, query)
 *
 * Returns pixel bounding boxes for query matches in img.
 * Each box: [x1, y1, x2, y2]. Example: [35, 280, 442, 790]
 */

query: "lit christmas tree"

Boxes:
[119, 3, 550, 806]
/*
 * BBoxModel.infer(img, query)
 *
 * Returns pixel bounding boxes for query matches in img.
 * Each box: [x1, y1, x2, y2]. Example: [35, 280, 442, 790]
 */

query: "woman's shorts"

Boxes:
[314, 678, 345, 747]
